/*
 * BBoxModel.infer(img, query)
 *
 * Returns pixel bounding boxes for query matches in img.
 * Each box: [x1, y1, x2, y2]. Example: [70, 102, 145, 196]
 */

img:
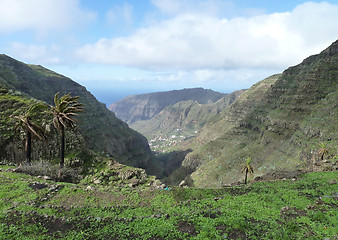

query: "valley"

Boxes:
[0, 40, 337, 240]
[111, 88, 244, 153]
[1, 1, 337, 239]
[109, 40, 338, 188]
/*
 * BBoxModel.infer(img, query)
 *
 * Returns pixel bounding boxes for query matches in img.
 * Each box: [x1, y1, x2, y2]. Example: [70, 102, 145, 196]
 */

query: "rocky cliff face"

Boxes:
[108, 88, 227, 124]
[169, 40, 338, 187]
[0, 55, 157, 173]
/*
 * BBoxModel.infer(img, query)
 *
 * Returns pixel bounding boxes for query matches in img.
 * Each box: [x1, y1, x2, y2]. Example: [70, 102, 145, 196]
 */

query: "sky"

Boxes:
[1, 0, 338, 105]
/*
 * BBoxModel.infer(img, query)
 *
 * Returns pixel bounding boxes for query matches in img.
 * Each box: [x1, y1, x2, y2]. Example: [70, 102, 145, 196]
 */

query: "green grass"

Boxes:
[0, 167, 337, 239]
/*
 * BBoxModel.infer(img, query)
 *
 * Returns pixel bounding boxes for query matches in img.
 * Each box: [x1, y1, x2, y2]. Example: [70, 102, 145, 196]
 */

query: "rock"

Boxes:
[151, 179, 163, 189]
[118, 170, 136, 180]
[28, 182, 48, 189]
[306, 204, 315, 209]
[130, 178, 140, 185]
[281, 206, 290, 212]
[328, 179, 337, 185]
[86, 186, 94, 191]
[315, 198, 324, 205]
[179, 180, 187, 187]
[93, 179, 102, 184]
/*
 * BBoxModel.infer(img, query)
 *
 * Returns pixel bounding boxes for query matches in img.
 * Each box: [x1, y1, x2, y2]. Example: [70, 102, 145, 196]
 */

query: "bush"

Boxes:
[16, 160, 82, 183]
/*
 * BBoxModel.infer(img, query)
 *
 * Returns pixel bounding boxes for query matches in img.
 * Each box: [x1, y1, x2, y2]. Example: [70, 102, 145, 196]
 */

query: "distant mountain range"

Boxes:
[109, 88, 244, 153]
[108, 88, 227, 124]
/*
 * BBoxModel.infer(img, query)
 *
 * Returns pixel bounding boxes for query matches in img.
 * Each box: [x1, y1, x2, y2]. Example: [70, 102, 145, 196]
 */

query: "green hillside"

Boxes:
[1, 166, 337, 239]
[169, 40, 338, 187]
[0, 55, 159, 174]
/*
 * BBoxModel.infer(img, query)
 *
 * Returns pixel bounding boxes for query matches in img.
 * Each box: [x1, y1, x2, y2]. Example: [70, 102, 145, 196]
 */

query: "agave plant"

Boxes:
[50, 92, 84, 167]
[241, 157, 254, 184]
[11, 103, 48, 163]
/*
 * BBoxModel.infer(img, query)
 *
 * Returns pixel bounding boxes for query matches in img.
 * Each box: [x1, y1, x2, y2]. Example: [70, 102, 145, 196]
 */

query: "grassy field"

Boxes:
[0, 166, 337, 239]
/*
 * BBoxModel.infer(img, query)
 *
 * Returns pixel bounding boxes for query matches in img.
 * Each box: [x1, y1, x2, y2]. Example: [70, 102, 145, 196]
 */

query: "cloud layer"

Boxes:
[1, 0, 337, 99]
[75, 1, 338, 71]
[8, 42, 61, 64]
[0, 0, 95, 33]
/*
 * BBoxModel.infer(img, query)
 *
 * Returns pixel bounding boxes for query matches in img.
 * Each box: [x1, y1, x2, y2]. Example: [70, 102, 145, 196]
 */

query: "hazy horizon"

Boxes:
[90, 85, 236, 106]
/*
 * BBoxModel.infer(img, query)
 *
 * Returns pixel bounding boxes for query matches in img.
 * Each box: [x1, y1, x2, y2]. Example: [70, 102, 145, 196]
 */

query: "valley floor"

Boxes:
[0, 166, 337, 239]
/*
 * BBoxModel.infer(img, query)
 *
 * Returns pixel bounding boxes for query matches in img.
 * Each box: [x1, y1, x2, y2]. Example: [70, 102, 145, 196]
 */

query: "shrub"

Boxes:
[16, 160, 82, 183]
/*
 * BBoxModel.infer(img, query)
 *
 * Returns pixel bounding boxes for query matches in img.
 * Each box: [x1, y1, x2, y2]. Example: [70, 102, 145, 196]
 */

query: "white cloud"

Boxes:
[75, 1, 338, 72]
[7, 42, 61, 64]
[0, 0, 96, 33]
[150, 0, 263, 18]
[106, 3, 134, 26]
[150, 68, 278, 89]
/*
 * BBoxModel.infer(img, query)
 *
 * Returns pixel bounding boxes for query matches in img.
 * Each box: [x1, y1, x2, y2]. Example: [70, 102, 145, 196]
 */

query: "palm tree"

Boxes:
[317, 143, 329, 161]
[241, 157, 254, 184]
[11, 103, 48, 163]
[50, 92, 84, 167]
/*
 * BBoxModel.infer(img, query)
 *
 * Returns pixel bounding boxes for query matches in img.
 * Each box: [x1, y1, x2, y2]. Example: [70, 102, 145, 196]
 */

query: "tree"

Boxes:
[11, 103, 48, 163]
[241, 157, 254, 184]
[50, 92, 84, 167]
[317, 143, 329, 161]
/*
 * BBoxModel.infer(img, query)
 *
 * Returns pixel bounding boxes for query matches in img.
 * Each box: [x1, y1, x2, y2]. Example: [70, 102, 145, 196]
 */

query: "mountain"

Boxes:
[108, 88, 227, 124]
[131, 90, 244, 152]
[167, 40, 338, 187]
[0, 55, 158, 173]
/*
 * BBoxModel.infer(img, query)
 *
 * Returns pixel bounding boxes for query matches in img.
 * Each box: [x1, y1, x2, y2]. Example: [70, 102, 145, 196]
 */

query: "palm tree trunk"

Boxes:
[244, 168, 248, 184]
[60, 125, 65, 168]
[25, 130, 32, 163]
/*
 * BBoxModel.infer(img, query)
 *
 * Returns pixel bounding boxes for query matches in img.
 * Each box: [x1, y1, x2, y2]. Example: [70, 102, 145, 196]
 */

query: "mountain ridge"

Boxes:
[0, 54, 159, 174]
[108, 87, 227, 124]
[167, 40, 338, 187]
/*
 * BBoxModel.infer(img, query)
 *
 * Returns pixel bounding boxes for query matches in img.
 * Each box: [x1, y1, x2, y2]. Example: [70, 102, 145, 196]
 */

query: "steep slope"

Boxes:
[0, 55, 157, 173]
[131, 90, 244, 152]
[170, 40, 338, 187]
[108, 88, 227, 124]
[0, 84, 84, 163]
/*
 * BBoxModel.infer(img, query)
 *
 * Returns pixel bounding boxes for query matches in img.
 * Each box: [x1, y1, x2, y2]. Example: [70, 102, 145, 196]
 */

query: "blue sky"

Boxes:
[1, 0, 338, 105]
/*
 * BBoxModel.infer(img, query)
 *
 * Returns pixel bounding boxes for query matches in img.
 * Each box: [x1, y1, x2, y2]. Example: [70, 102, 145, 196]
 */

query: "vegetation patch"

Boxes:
[0, 169, 337, 239]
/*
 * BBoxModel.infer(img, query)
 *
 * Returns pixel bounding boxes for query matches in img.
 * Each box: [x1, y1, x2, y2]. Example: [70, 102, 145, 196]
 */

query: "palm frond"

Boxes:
[50, 92, 84, 132]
